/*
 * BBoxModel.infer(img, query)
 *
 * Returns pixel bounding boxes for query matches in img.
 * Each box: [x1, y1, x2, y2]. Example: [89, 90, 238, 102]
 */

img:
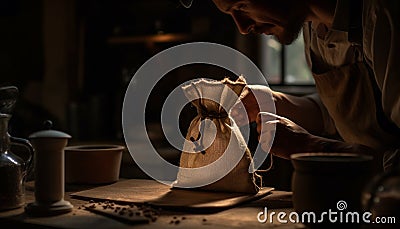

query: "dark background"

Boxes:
[0, 0, 292, 190]
[0, 0, 256, 140]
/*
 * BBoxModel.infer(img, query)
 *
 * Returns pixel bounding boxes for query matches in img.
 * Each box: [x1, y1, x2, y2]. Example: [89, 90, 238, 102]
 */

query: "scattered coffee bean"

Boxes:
[83, 200, 159, 224]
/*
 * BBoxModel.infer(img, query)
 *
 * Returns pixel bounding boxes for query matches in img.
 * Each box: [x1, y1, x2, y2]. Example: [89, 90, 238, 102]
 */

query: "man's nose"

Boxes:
[231, 12, 253, 34]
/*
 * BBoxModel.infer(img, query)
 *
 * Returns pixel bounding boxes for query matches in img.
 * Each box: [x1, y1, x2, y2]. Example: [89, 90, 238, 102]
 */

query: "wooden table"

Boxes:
[0, 179, 305, 229]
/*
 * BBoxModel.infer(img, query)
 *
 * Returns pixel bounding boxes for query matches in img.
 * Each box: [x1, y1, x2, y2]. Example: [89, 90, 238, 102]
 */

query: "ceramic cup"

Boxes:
[291, 153, 374, 227]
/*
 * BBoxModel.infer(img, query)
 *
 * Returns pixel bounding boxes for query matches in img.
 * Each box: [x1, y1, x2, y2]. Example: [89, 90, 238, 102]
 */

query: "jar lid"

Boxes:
[29, 120, 71, 139]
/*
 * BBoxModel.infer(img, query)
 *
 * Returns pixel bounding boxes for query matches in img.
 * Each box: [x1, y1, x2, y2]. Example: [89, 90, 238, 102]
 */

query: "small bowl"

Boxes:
[65, 144, 125, 184]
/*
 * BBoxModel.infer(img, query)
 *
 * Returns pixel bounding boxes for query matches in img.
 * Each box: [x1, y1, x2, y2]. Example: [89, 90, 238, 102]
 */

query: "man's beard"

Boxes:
[275, 16, 305, 45]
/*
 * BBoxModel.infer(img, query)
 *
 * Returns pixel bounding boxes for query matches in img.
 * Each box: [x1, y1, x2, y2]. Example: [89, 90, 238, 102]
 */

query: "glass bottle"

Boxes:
[0, 113, 33, 211]
[362, 160, 400, 228]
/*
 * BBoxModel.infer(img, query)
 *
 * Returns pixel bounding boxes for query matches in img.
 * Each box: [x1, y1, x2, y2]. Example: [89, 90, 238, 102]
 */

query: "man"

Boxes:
[185, 0, 400, 172]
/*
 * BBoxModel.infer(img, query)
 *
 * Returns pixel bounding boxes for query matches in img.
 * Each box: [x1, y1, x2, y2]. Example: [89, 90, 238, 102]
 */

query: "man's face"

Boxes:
[212, 0, 308, 45]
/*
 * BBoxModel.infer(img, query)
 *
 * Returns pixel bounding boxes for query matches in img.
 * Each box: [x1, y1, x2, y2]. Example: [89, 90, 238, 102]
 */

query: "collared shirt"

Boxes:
[303, 0, 400, 170]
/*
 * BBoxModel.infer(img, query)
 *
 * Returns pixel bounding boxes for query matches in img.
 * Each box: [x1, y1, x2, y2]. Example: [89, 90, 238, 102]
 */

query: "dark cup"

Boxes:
[291, 153, 374, 228]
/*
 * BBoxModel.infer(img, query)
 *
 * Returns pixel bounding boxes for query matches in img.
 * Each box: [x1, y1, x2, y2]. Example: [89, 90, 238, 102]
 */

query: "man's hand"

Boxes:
[257, 112, 320, 159]
[256, 112, 377, 160]
[231, 85, 275, 127]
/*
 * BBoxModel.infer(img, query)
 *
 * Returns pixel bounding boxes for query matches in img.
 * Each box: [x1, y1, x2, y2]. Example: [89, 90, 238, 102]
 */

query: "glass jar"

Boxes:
[362, 161, 400, 228]
[0, 113, 33, 211]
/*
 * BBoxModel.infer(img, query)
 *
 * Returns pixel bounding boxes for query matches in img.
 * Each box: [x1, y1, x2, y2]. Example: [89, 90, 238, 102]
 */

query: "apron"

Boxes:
[303, 23, 400, 153]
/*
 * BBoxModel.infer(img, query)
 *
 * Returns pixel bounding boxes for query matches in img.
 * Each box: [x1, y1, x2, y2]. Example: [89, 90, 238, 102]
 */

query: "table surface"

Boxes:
[0, 179, 305, 229]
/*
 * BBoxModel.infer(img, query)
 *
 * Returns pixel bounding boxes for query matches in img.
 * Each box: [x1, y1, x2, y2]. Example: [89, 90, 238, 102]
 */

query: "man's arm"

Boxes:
[232, 85, 333, 136]
[273, 91, 337, 136]
[257, 112, 383, 172]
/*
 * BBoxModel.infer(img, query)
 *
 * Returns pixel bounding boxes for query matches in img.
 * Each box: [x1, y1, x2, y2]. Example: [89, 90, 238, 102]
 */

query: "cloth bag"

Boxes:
[173, 77, 261, 194]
